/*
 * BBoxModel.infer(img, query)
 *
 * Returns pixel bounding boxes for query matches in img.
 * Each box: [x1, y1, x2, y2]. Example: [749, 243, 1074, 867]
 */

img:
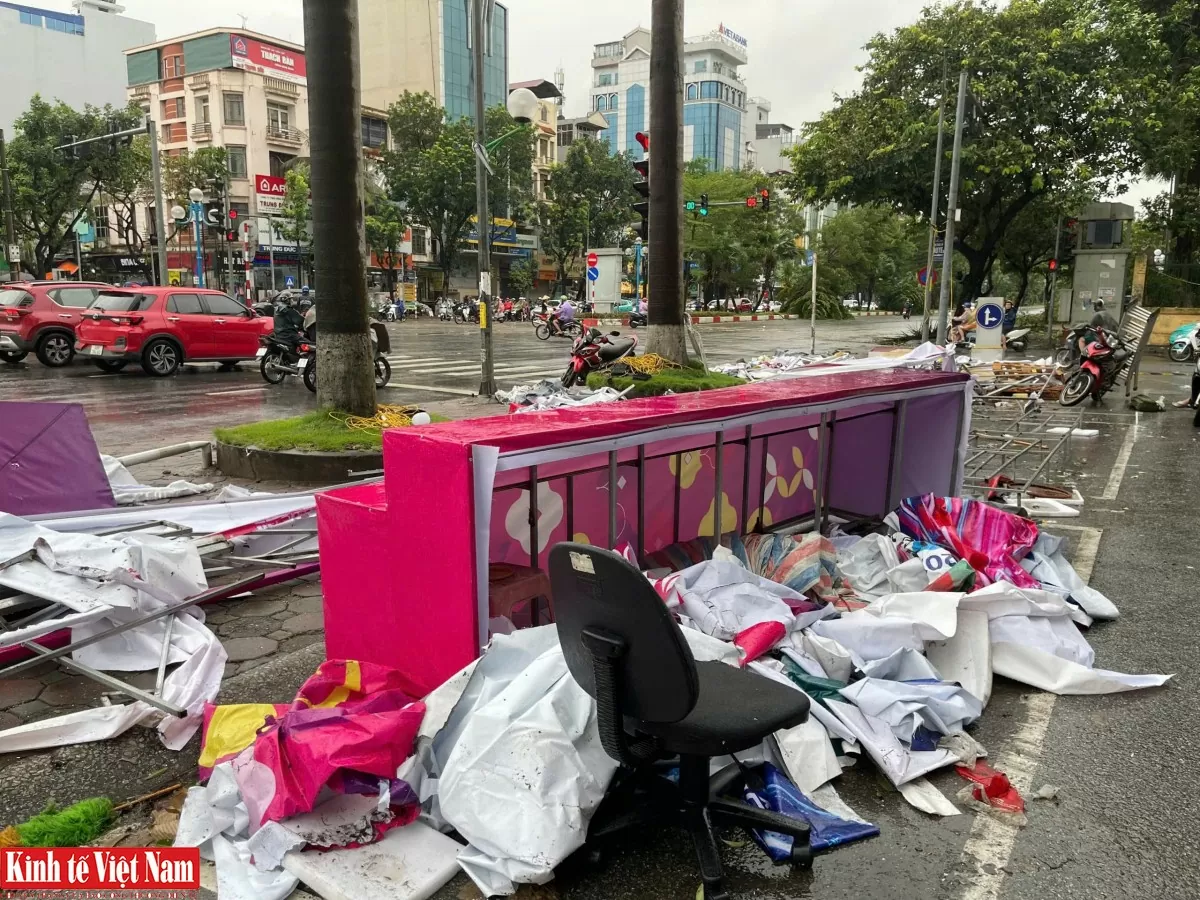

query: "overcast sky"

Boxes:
[98, 0, 1157, 204]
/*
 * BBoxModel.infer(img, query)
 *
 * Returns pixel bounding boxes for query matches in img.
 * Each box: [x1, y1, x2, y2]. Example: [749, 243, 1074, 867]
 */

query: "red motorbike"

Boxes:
[1059, 327, 1130, 406]
[562, 328, 638, 388]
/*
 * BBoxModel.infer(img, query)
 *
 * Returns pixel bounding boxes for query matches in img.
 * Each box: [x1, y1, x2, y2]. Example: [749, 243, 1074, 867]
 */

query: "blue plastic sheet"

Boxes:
[742, 763, 879, 860]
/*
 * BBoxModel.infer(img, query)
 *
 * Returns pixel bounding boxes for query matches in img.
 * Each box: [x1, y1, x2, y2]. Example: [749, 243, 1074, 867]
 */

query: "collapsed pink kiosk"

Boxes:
[316, 367, 972, 695]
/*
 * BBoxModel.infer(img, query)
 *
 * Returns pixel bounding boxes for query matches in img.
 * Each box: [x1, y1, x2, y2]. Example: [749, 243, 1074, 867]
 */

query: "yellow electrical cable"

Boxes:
[618, 353, 685, 375]
[328, 405, 421, 433]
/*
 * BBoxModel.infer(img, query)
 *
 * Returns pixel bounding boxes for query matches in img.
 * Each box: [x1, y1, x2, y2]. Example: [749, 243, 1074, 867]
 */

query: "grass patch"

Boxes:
[587, 367, 745, 398]
[215, 409, 446, 452]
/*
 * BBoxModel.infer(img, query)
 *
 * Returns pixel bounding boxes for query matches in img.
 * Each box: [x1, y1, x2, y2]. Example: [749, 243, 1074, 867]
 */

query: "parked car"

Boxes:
[74, 288, 273, 376]
[0, 281, 113, 367]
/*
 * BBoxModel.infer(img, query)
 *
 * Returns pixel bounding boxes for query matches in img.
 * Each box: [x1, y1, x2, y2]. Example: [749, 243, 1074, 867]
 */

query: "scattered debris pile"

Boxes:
[495, 380, 633, 413]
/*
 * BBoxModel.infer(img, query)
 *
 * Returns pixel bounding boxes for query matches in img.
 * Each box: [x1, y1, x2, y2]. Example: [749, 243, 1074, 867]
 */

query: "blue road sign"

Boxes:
[587, 266, 599, 282]
[285, 276, 295, 289]
[805, 251, 815, 266]
[976, 302, 1003, 330]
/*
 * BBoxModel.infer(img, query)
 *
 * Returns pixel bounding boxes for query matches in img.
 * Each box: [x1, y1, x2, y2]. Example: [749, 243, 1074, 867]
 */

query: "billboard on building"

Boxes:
[255, 174, 287, 214]
[230, 35, 307, 84]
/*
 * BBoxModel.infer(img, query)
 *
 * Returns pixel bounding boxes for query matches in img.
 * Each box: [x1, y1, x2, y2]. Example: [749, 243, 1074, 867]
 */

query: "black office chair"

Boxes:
[549, 542, 814, 900]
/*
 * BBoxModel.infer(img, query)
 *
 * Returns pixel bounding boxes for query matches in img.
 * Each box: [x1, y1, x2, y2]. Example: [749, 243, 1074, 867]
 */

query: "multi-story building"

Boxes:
[588, 23, 754, 170]
[746, 99, 797, 175]
[555, 112, 609, 162]
[358, 0, 508, 121]
[0, 0, 155, 136]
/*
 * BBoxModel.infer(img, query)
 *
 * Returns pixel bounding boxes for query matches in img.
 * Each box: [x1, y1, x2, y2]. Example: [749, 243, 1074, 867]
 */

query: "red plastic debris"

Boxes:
[733, 620, 787, 667]
[955, 761, 1025, 813]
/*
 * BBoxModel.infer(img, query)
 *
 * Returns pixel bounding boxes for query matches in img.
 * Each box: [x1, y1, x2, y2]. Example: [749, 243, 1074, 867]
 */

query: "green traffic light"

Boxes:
[685, 200, 697, 211]
[699, 208, 709, 216]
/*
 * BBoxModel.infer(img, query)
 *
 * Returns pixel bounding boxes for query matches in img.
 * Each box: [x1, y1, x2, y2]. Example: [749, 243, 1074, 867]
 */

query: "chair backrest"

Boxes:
[549, 542, 699, 724]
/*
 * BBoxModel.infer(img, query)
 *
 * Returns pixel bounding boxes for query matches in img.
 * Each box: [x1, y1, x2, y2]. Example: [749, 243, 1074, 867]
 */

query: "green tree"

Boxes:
[537, 137, 638, 294]
[96, 135, 155, 282]
[507, 258, 534, 297]
[160, 147, 229, 205]
[783, 0, 1161, 304]
[276, 163, 312, 284]
[382, 91, 533, 294]
[7, 97, 144, 276]
[365, 199, 407, 301]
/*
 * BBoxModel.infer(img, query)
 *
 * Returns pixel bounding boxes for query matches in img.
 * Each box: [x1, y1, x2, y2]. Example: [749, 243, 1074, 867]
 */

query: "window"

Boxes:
[160, 123, 172, 143]
[595, 41, 623, 59]
[163, 54, 184, 78]
[702, 82, 719, 99]
[49, 287, 97, 309]
[267, 103, 292, 134]
[227, 146, 248, 179]
[597, 72, 615, 87]
[694, 60, 707, 73]
[167, 293, 204, 314]
[411, 230, 427, 256]
[93, 292, 151, 312]
[45, 15, 79, 34]
[19, 11, 41, 26]
[196, 96, 210, 124]
[223, 92, 245, 126]
[558, 125, 574, 147]
[202, 294, 247, 315]
[609, 93, 619, 112]
[596, 95, 608, 112]
[687, 83, 698, 101]
[723, 86, 731, 103]
[361, 116, 387, 149]
[231, 201, 250, 219]
[161, 98, 185, 119]
[0, 290, 34, 308]
[91, 206, 109, 240]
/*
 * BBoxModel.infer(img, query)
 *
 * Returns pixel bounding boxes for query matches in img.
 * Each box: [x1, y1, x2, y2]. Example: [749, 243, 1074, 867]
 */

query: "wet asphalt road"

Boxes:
[0, 316, 909, 453]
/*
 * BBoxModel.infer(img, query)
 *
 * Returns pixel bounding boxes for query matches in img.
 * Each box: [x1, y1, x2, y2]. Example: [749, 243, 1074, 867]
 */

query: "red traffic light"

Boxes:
[229, 209, 238, 219]
[1049, 259, 1058, 272]
[760, 189, 769, 199]
[635, 132, 650, 153]
[745, 196, 758, 208]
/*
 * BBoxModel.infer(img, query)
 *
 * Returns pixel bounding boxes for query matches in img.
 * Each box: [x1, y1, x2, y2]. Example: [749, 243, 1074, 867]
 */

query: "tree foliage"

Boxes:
[276, 163, 312, 283]
[7, 96, 145, 276]
[365, 199, 407, 300]
[382, 91, 533, 292]
[160, 147, 229, 206]
[783, 0, 1161, 303]
[537, 137, 638, 293]
[681, 162, 801, 307]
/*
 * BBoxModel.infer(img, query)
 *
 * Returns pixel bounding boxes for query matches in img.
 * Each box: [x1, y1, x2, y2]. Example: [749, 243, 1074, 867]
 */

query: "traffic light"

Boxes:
[745, 195, 758, 209]
[700, 193, 709, 216]
[685, 200, 697, 212]
[1048, 258, 1058, 273]
[759, 189, 770, 211]
[226, 230, 237, 243]
[632, 133, 650, 242]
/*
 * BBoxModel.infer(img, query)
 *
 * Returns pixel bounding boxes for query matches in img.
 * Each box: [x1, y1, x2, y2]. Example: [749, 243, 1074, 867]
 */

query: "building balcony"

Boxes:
[130, 84, 151, 101]
[188, 73, 210, 90]
[266, 127, 304, 147]
[263, 76, 300, 97]
[191, 122, 212, 141]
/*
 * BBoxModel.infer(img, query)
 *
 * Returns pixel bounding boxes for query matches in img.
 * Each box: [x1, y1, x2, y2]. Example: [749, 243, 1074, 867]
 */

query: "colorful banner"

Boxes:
[230, 34, 307, 84]
[255, 173, 287, 214]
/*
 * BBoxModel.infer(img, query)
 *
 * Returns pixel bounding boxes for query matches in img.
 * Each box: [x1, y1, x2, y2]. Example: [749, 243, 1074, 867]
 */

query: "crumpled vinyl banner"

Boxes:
[839, 677, 982, 743]
[897, 495, 1040, 589]
[742, 763, 879, 859]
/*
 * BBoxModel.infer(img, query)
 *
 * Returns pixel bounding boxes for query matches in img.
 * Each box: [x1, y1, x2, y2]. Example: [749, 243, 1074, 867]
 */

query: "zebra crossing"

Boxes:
[380, 350, 567, 392]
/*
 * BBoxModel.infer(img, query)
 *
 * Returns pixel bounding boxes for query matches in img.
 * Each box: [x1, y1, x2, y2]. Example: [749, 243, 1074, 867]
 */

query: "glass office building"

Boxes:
[442, 0, 508, 122]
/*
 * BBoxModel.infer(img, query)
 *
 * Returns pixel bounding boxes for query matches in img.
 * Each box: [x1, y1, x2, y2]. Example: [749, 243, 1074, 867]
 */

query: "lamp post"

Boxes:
[188, 188, 205, 288]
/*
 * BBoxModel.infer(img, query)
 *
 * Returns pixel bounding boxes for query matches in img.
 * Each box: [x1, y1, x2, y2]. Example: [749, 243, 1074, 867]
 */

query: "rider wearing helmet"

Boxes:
[1089, 299, 1119, 333]
[272, 292, 305, 361]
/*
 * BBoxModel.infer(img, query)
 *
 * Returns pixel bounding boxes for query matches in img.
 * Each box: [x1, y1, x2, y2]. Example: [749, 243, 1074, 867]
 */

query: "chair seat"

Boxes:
[638, 661, 810, 757]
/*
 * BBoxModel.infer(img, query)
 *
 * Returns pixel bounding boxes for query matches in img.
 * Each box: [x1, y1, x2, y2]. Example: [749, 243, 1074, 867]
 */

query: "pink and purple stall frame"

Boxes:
[315, 367, 972, 695]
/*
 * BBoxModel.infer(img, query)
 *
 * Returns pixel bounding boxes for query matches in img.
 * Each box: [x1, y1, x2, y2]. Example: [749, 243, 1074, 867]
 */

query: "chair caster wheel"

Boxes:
[790, 844, 814, 870]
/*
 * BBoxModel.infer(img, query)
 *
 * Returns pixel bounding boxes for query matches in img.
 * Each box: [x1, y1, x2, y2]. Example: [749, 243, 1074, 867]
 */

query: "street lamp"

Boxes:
[187, 187, 206, 288]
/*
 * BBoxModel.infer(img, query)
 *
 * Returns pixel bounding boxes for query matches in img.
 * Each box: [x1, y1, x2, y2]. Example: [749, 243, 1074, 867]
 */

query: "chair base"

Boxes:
[586, 755, 813, 899]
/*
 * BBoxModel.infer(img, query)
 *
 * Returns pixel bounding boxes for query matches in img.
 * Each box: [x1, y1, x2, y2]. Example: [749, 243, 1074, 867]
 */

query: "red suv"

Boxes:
[0, 282, 113, 367]
[74, 288, 273, 376]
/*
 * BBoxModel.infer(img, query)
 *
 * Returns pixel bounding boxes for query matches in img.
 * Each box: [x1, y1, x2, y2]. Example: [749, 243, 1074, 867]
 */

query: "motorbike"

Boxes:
[563, 328, 639, 388]
[452, 302, 478, 325]
[376, 301, 397, 322]
[303, 351, 392, 394]
[258, 333, 314, 385]
[1059, 328, 1129, 406]
[536, 318, 582, 341]
[628, 310, 648, 329]
[1054, 323, 1091, 368]
[1168, 322, 1200, 363]
[1004, 328, 1031, 354]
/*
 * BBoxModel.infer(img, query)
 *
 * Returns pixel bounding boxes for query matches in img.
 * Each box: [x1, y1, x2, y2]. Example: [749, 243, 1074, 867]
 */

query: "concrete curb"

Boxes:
[216, 441, 381, 483]
[581, 314, 800, 327]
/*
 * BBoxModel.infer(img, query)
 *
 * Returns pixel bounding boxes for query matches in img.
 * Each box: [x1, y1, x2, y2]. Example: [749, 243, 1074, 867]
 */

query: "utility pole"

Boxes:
[0, 129, 17, 279]
[472, 0, 496, 396]
[809, 206, 819, 354]
[1046, 215, 1062, 342]
[146, 119, 169, 286]
[922, 93, 947, 343]
[646, 0, 687, 363]
[936, 70, 969, 345]
[303, 0, 376, 415]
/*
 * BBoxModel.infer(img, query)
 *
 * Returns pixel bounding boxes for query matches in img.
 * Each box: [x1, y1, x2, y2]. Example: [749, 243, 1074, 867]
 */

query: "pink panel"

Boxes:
[827, 410, 895, 518]
[760, 425, 820, 528]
